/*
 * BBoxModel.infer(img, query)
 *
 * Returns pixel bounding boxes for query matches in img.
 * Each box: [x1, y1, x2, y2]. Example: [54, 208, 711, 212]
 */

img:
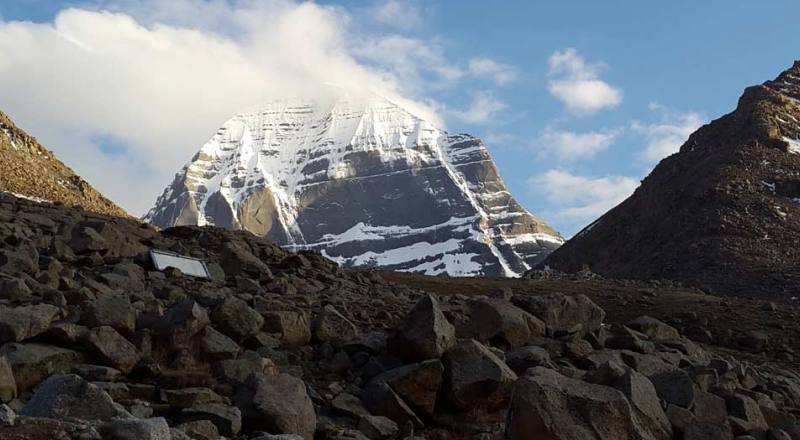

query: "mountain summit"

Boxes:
[0, 110, 127, 217]
[542, 61, 800, 296]
[145, 91, 562, 276]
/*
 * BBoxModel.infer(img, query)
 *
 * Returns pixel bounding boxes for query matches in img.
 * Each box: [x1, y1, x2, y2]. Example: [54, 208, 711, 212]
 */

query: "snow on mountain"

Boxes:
[144, 90, 563, 277]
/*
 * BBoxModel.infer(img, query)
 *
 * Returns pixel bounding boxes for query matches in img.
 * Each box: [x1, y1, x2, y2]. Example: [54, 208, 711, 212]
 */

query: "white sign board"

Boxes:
[150, 250, 211, 279]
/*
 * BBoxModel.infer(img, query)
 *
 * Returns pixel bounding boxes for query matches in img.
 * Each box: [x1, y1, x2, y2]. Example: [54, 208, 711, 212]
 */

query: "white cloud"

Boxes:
[541, 127, 618, 161]
[529, 169, 638, 224]
[369, 0, 422, 29]
[632, 105, 705, 162]
[547, 48, 622, 114]
[468, 57, 516, 86]
[0, 0, 465, 216]
[450, 91, 507, 124]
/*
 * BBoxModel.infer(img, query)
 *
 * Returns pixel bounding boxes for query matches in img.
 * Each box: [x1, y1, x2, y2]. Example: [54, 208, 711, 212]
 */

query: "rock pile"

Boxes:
[2, 192, 800, 440]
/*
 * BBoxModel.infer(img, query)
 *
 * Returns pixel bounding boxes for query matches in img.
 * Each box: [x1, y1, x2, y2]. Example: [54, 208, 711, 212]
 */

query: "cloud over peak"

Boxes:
[547, 48, 623, 114]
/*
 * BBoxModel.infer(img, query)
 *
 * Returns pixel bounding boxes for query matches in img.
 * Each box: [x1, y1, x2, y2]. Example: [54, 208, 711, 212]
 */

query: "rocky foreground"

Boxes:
[2, 192, 800, 440]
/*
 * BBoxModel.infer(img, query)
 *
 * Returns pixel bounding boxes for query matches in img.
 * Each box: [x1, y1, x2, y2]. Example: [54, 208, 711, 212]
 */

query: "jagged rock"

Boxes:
[312, 304, 358, 343]
[71, 364, 123, 382]
[212, 297, 264, 341]
[649, 370, 696, 408]
[693, 391, 728, 424]
[358, 415, 398, 439]
[513, 292, 604, 337]
[86, 326, 141, 373]
[0, 304, 61, 343]
[506, 346, 551, 373]
[361, 381, 423, 428]
[163, 387, 224, 409]
[20, 374, 129, 420]
[233, 373, 316, 440]
[154, 300, 210, 345]
[176, 420, 219, 440]
[0, 277, 33, 302]
[0, 403, 15, 427]
[613, 369, 672, 438]
[388, 294, 455, 362]
[219, 242, 272, 278]
[46, 322, 90, 346]
[725, 393, 768, 431]
[368, 360, 443, 416]
[262, 310, 311, 348]
[331, 392, 370, 417]
[0, 246, 38, 274]
[506, 367, 670, 440]
[198, 325, 241, 359]
[0, 343, 85, 392]
[99, 417, 171, 440]
[81, 293, 136, 335]
[178, 403, 242, 437]
[628, 316, 680, 341]
[213, 352, 278, 385]
[0, 356, 16, 402]
[463, 298, 545, 349]
[683, 422, 732, 440]
[441, 339, 517, 411]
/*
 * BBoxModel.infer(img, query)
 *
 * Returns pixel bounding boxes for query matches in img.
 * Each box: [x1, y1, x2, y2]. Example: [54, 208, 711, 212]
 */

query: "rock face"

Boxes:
[144, 92, 563, 277]
[541, 61, 800, 296]
[0, 110, 127, 217]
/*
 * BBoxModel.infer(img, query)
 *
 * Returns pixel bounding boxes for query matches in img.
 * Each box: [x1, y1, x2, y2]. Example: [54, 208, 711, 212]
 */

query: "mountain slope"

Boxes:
[145, 92, 562, 277]
[541, 61, 800, 296]
[0, 110, 128, 217]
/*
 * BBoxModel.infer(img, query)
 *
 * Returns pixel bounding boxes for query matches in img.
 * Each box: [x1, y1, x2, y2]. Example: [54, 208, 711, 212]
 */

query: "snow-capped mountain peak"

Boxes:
[145, 90, 563, 277]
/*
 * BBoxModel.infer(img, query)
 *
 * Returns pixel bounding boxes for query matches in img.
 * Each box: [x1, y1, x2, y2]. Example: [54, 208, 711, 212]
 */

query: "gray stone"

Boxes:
[176, 420, 219, 440]
[213, 351, 277, 385]
[0, 356, 16, 402]
[442, 339, 517, 411]
[311, 304, 358, 343]
[163, 387, 224, 409]
[464, 298, 545, 349]
[179, 403, 242, 437]
[613, 370, 672, 439]
[725, 393, 768, 431]
[233, 373, 316, 440]
[81, 293, 136, 335]
[212, 297, 264, 341]
[86, 326, 141, 373]
[368, 359, 443, 416]
[506, 345, 551, 373]
[506, 367, 670, 440]
[20, 374, 129, 421]
[627, 316, 680, 341]
[693, 390, 727, 424]
[648, 370, 695, 408]
[154, 300, 210, 345]
[198, 325, 241, 359]
[513, 292, 605, 337]
[361, 381, 423, 428]
[388, 294, 455, 362]
[358, 414, 398, 439]
[100, 417, 171, 440]
[0, 343, 85, 392]
[262, 310, 311, 348]
[0, 304, 61, 343]
[0, 403, 15, 427]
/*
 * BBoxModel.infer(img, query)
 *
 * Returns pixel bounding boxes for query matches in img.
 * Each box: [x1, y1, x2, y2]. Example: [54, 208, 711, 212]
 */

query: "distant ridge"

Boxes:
[0, 110, 128, 218]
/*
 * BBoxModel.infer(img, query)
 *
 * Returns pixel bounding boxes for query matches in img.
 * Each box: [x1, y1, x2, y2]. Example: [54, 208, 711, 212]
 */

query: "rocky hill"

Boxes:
[3, 193, 800, 439]
[541, 61, 800, 297]
[0, 111, 128, 218]
[144, 92, 562, 277]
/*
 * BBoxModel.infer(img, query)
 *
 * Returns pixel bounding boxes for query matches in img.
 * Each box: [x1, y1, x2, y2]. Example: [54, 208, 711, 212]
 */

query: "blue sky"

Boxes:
[1, 1, 799, 236]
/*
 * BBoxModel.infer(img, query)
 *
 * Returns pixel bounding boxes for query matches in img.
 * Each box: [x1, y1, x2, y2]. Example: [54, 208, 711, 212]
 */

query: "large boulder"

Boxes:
[220, 241, 271, 278]
[368, 360, 443, 416]
[0, 343, 85, 392]
[388, 294, 455, 362]
[262, 311, 311, 348]
[0, 356, 16, 402]
[86, 326, 141, 373]
[442, 339, 517, 411]
[20, 374, 129, 421]
[100, 417, 171, 440]
[311, 304, 358, 344]
[463, 298, 545, 349]
[154, 300, 210, 345]
[506, 367, 671, 440]
[81, 293, 136, 336]
[648, 370, 695, 408]
[233, 373, 316, 440]
[178, 403, 242, 437]
[361, 381, 423, 428]
[212, 297, 264, 342]
[627, 316, 680, 341]
[0, 304, 61, 343]
[199, 326, 241, 360]
[513, 292, 605, 337]
[613, 370, 673, 439]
